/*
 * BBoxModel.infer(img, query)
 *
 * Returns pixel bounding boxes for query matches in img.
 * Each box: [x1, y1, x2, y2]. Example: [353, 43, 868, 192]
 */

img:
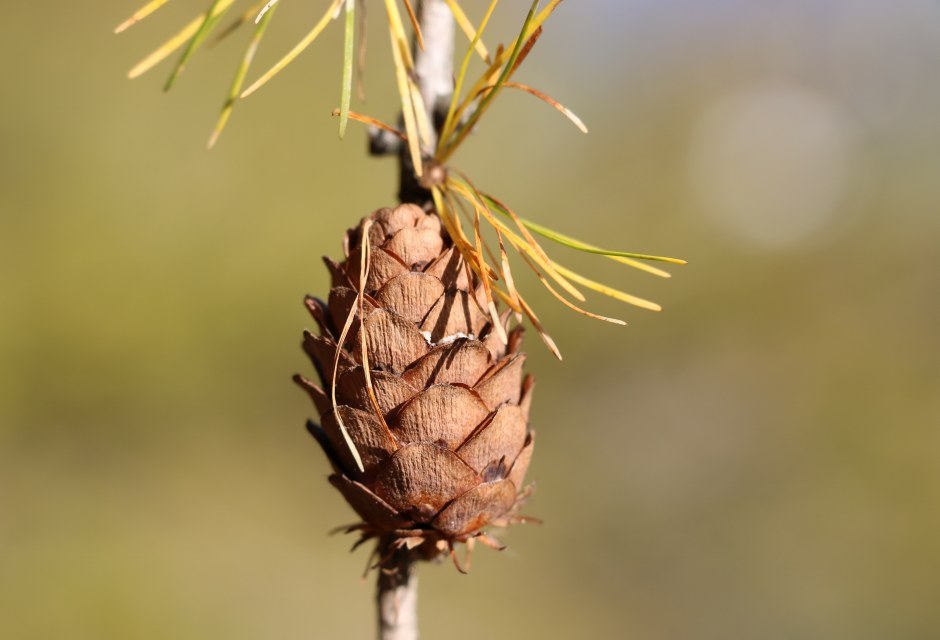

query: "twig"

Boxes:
[397, 0, 454, 206]
[412, 0, 455, 145]
[377, 544, 419, 640]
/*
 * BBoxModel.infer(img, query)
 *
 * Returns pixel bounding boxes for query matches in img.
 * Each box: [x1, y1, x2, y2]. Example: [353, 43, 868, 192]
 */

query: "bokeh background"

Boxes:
[3, 1, 939, 638]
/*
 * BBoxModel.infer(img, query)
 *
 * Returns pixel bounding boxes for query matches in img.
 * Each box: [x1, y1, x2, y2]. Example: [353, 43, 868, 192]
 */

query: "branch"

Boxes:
[377, 546, 419, 640]
[399, 0, 454, 206]
[413, 0, 455, 150]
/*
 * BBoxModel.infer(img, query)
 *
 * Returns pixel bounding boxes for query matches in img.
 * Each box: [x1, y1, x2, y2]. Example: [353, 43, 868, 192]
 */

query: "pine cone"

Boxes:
[295, 204, 534, 562]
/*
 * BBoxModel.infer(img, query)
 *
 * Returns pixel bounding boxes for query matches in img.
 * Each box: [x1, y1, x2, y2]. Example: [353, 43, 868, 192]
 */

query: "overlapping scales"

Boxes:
[296, 204, 534, 552]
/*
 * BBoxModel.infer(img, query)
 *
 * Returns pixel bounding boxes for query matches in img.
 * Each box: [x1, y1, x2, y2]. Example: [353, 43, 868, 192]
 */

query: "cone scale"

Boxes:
[296, 204, 534, 564]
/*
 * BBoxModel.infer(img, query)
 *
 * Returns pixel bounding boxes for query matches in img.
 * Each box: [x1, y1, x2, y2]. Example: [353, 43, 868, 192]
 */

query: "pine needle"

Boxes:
[356, 220, 398, 444]
[255, 0, 280, 23]
[338, 0, 356, 138]
[514, 0, 562, 52]
[241, 0, 344, 98]
[355, 0, 368, 100]
[438, 0, 499, 154]
[331, 110, 406, 141]
[510, 214, 686, 266]
[329, 217, 373, 474]
[436, 0, 563, 155]
[466, 0, 561, 86]
[479, 194, 685, 277]
[498, 82, 588, 133]
[212, 1, 267, 46]
[165, 0, 235, 91]
[507, 25, 541, 76]
[519, 253, 626, 325]
[552, 263, 663, 312]
[115, 0, 172, 34]
[384, 0, 423, 176]
[443, 0, 492, 63]
[497, 231, 524, 317]
[208, 2, 277, 149]
[447, 176, 587, 303]
[407, 72, 433, 150]
[478, 190, 551, 263]
[471, 194, 508, 344]
[128, 13, 205, 79]
[439, 0, 539, 162]
[433, 188, 497, 290]
[517, 294, 562, 360]
[401, 0, 425, 51]
[382, 0, 415, 69]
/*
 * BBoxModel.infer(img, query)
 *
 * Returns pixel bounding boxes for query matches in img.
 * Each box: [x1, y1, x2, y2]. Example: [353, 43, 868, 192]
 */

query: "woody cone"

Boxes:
[295, 203, 534, 566]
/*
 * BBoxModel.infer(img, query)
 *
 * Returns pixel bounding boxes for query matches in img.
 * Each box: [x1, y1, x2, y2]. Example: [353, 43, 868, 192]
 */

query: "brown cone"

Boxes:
[297, 204, 534, 560]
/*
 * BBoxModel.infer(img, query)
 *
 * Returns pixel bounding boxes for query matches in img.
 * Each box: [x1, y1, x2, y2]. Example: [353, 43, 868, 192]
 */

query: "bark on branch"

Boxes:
[368, 0, 454, 207]
[377, 547, 419, 640]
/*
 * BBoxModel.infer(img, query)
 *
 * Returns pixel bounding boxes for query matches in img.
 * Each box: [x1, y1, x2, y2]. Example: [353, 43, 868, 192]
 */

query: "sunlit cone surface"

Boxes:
[296, 204, 535, 563]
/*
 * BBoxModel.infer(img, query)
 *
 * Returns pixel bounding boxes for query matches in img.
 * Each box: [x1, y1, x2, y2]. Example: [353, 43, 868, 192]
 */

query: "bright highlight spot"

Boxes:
[688, 83, 855, 249]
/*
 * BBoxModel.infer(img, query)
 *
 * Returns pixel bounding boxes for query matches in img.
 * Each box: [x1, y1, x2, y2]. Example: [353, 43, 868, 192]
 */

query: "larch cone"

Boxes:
[295, 203, 535, 565]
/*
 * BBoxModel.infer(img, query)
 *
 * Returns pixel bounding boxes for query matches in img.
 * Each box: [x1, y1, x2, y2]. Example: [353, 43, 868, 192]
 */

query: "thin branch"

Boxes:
[397, 0, 454, 206]
[377, 545, 419, 640]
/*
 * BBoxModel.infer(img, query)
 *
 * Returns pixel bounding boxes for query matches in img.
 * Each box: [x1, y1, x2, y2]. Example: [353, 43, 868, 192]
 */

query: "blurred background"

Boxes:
[2, 1, 939, 638]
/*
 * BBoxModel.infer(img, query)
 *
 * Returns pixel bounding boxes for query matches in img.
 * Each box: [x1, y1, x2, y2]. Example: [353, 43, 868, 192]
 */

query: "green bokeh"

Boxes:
[2, 2, 939, 638]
